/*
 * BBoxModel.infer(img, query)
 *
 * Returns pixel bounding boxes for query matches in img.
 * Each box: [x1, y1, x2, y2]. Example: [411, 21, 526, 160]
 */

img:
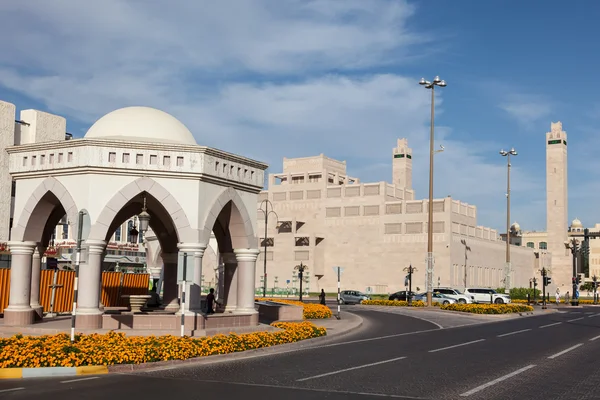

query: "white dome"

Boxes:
[571, 218, 583, 228]
[84, 106, 197, 145]
[510, 221, 521, 232]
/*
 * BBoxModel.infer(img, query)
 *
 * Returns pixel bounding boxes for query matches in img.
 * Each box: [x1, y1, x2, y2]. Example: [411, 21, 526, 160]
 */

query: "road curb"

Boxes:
[0, 365, 108, 380]
[111, 315, 364, 373]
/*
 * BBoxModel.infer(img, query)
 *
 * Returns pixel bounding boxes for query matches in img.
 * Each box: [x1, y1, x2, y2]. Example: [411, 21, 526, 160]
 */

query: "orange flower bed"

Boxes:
[0, 321, 326, 368]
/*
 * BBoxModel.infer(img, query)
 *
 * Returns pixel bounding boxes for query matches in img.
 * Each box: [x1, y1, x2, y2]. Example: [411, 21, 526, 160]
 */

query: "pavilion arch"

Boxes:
[87, 177, 196, 246]
[11, 177, 79, 243]
[200, 187, 257, 250]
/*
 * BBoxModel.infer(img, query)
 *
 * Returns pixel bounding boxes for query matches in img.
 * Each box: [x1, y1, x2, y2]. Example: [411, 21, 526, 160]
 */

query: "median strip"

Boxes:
[296, 356, 407, 381]
[459, 364, 536, 397]
[548, 343, 584, 359]
[428, 339, 485, 353]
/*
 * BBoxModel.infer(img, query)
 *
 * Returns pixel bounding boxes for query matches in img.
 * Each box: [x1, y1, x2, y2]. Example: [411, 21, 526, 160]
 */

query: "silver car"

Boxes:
[414, 292, 457, 305]
[340, 290, 371, 305]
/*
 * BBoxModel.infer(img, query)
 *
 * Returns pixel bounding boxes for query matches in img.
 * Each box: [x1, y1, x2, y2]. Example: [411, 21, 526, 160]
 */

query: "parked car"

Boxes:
[388, 290, 417, 301]
[414, 292, 457, 305]
[433, 288, 473, 304]
[340, 290, 371, 305]
[464, 288, 511, 304]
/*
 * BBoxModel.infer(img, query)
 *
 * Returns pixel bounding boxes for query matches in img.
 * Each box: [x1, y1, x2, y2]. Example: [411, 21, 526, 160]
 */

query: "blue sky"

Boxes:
[0, 0, 598, 232]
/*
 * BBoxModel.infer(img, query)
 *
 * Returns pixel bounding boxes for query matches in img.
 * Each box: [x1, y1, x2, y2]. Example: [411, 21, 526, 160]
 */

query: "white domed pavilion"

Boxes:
[2, 103, 267, 332]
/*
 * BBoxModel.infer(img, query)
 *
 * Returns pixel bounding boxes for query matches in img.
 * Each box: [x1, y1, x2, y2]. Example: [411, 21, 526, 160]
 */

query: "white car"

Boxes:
[464, 288, 511, 304]
[433, 288, 473, 304]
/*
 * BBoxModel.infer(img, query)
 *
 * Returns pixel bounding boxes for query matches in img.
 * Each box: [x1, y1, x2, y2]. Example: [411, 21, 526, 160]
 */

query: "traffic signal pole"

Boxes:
[541, 268, 547, 310]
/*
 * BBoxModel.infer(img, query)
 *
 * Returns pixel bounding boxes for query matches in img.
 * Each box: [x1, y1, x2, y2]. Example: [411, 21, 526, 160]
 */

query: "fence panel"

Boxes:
[0, 269, 9, 314]
[39, 270, 75, 313]
[1, 270, 151, 312]
[101, 272, 123, 307]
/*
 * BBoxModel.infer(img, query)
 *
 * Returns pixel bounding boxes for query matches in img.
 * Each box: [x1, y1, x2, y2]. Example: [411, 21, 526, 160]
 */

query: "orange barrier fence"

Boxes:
[0, 268, 9, 314]
[0, 270, 150, 314]
[102, 272, 150, 307]
[39, 270, 75, 313]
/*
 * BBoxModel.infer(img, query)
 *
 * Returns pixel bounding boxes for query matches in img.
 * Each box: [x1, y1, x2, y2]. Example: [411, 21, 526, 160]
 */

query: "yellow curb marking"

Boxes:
[0, 368, 23, 379]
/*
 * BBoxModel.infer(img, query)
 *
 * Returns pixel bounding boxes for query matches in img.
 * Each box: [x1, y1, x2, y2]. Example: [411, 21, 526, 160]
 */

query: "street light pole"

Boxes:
[419, 76, 446, 307]
[403, 265, 416, 305]
[565, 238, 580, 306]
[499, 148, 517, 293]
[258, 200, 279, 297]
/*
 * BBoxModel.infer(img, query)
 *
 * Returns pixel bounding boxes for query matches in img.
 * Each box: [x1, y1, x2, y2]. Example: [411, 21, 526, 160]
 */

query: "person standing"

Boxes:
[319, 289, 326, 305]
[555, 287, 561, 305]
[206, 288, 216, 314]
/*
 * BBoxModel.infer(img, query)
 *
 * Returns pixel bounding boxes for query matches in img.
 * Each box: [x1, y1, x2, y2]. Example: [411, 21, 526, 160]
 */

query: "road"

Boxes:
[2, 307, 600, 399]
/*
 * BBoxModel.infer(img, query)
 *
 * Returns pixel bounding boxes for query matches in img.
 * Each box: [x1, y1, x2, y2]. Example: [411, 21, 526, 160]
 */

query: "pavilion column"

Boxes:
[161, 252, 179, 312]
[76, 239, 106, 329]
[30, 245, 45, 321]
[4, 241, 37, 326]
[177, 243, 207, 313]
[234, 248, 260, 315]
[221, 252, 238, 313]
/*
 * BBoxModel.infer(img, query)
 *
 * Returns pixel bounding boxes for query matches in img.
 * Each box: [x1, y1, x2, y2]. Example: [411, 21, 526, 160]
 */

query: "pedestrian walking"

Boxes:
[555, 288, 560, 305]
[565, 291, 570, 305]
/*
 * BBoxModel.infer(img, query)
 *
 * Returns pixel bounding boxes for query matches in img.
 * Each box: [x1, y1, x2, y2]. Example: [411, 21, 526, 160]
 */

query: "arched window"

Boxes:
[539, 242, 547, 250]
[526, 242, 535, 248]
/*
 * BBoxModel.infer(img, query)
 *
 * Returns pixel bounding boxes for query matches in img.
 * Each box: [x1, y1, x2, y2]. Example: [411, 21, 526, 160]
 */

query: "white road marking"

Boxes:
[567, 317, 585, 322]
[197, 378, 429, 399]
[590, 335, 600, 341]
[497, 328, 531, 338]
[60, 376, 100, 384]
[570, 312, 582, 314]
[428, 339, 485, 353]
[548, 343, 584, 359]
[539, 322, 562, 328]
[296, 356, 407, 381]
[585, 312, 593, 315]
[588, 313, 600, 318]
[0, 387, 25, 393]
[460, 365, 536, 397]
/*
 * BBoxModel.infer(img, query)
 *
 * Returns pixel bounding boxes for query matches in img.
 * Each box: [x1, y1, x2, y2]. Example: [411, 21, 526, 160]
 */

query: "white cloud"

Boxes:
[0, 0, 544, 231]
[500, 93, 553, 128]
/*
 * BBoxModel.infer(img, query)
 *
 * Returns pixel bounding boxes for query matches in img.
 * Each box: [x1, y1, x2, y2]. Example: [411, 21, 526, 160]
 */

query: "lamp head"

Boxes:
[437, 80, 447, 87]
[419, 78, 429, 86]
[509, 148, 518, 156]
[433, 76, 441, 83]
[499, 149, 508, 156]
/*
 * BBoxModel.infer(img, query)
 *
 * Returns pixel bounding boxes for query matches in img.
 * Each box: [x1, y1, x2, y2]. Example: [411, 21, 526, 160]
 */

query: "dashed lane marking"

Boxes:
[548, 343, 584, 359]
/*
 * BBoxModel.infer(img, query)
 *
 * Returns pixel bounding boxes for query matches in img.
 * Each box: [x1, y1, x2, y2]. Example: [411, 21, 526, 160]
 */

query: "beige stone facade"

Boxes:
[254, 140, 536, 294]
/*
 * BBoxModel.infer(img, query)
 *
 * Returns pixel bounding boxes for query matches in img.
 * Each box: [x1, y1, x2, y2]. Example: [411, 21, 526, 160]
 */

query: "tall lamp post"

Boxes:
[460, 239, 471, 290]
[565, 238, 580, 306]
[499, 148, 517, 293]
[419, 75, 447, 307]
[258, 199, 279, 297]
[294, 262, 308, 302]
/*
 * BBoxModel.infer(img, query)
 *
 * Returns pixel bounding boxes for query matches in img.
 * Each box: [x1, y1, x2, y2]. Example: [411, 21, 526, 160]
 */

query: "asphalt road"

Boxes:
[3, 307, 600, 399]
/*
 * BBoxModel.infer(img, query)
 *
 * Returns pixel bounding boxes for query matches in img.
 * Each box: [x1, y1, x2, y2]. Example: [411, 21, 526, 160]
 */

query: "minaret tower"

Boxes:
[392, 138, 413, 190]
[546, 121, 569, 287]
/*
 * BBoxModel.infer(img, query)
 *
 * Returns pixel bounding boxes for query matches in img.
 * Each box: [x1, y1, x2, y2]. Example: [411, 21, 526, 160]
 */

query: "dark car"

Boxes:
[388, 291, 416, 301]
